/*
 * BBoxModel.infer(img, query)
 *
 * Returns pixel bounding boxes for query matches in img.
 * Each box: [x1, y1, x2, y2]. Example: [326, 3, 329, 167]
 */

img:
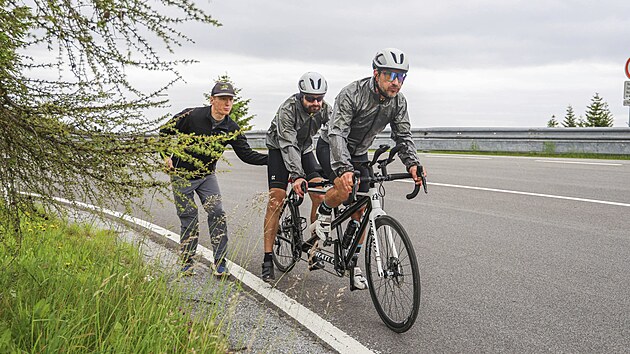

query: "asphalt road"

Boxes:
[138, 152, 630, 353]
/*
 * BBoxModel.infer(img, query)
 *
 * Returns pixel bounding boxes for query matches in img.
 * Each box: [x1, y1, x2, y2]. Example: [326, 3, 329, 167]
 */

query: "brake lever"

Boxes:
[421, 174, 428, 194]
[349, 170, 361, 202]
[293, 181, 308, 206]
[418, 165, 428, 194]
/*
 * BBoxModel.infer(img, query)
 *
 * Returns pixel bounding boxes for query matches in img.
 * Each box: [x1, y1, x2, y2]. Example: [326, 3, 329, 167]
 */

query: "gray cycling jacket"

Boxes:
[266, 94, 332, 180]
[321, 77, 421, 176]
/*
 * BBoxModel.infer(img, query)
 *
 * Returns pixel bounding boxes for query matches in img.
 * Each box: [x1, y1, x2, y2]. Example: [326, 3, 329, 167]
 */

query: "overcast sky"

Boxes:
[151, 0, 630, 129]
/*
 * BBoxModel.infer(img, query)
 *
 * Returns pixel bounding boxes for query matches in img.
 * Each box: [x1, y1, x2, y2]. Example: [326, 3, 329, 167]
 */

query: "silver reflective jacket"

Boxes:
[266, 94, 332, 180]
[322, 77, 420, 176]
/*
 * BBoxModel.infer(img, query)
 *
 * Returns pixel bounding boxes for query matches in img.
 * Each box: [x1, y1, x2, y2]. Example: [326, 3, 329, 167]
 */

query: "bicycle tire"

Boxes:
[272, 200, 302, 273]
[365, 215, 420, 333]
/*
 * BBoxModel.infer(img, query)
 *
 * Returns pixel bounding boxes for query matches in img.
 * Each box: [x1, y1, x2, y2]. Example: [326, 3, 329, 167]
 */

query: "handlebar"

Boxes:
[291, 179, 333, 206]
[370, 144, 390, 167]
[356, 164, 427, 200]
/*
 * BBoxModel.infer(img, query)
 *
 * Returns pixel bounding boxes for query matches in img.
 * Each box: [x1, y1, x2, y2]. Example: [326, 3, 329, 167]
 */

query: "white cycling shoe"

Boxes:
[314, 211, 331, 239]
[350, 266, 368, 291]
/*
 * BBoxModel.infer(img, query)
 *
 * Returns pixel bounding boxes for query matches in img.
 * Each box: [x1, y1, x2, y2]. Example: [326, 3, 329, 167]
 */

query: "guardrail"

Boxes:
[245, 127, 630, 155]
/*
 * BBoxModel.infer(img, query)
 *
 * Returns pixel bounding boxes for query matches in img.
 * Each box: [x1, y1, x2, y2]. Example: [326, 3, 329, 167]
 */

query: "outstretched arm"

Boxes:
[230, 133, 268, 165]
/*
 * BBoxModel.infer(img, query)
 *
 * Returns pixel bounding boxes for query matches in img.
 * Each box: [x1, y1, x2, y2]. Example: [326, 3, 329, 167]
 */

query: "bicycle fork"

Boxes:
[369, 218, 401, 278]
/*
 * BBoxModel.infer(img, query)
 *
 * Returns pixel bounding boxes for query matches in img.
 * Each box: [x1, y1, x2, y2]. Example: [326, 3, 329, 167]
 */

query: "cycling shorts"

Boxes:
[267, 149, 322, 190]
[316, 139, 370, 193]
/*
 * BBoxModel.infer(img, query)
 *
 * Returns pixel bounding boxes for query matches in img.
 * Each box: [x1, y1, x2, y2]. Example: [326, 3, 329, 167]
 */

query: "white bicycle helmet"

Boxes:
[298, 72, 328, 95]
[372, 48, 409, 72]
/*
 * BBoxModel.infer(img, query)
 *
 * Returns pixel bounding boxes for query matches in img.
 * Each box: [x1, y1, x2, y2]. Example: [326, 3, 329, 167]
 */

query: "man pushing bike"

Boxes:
[315, 48, 426, 290]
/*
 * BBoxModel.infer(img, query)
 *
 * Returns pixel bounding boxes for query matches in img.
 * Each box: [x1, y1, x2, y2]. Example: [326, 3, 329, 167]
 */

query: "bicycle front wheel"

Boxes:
[272, 201, 302, 273]
[365, 215, 420, 333]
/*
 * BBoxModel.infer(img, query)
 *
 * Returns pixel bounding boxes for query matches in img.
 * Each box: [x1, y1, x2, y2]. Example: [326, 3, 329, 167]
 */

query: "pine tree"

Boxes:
[584, 93, 614, 127]
[547, 115, 559, 127]
[204, 74, 255, 130]
[562, 105, 579, 127]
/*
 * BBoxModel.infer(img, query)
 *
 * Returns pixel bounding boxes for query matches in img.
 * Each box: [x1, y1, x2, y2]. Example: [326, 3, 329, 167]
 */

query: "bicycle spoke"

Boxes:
[272, 201, 302, 273]
[365, 216, 420, 333]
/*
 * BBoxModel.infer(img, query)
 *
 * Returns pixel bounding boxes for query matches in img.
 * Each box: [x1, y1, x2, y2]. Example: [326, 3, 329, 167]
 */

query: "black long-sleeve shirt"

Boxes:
[160, 106, 267, 177]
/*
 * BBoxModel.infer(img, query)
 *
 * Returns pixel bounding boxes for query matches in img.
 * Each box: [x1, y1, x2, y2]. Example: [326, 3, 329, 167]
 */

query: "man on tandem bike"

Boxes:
[261, 72, 332, 282]
[314, 48, 426, 290]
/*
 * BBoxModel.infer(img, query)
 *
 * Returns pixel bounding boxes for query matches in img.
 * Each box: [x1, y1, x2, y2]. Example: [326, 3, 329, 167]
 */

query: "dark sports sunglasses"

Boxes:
[304, 95, 324, 103]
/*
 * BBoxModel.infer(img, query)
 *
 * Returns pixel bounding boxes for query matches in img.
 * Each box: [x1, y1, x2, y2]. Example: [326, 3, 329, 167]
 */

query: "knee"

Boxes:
[267, 189, 286, 212]
[202, 196, 223, 214]
[177, 206, 197, 219]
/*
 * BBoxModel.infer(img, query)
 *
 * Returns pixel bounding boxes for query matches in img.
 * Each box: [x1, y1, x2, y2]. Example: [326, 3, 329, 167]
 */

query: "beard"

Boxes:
[307, 105, 321, 114]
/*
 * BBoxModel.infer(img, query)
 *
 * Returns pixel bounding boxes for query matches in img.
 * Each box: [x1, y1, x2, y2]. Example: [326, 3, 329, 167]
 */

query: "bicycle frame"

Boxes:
[305, 183, 393, 278]
[275, 143, 425, 333]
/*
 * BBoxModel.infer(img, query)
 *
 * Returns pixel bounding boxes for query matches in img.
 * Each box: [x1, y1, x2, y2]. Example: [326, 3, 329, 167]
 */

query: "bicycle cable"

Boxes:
[378, 181, 386, 208]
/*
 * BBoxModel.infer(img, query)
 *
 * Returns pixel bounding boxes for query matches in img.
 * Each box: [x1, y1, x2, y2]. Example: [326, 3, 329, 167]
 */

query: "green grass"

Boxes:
[423, 150, 630, 160]
[0, 212, 228, 353]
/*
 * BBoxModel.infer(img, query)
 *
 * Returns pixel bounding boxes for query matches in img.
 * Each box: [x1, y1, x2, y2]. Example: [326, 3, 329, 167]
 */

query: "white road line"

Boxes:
[24, 193, 373, 354]
[535, 160, 623, 166]
[424, 155, 492, 160]
[400, 181, 630, 208]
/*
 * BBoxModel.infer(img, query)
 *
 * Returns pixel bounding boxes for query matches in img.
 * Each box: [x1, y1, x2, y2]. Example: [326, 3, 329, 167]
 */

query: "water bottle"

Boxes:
[342, 220, 360, 249]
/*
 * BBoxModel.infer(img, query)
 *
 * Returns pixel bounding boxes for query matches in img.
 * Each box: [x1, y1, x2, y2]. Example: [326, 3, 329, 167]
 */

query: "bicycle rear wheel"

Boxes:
[365, 215, 420, 333]
[272, 201, 302, 273]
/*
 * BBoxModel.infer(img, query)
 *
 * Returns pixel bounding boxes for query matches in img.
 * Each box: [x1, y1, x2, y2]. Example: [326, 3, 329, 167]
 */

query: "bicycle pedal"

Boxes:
[308, 258, 325, 271]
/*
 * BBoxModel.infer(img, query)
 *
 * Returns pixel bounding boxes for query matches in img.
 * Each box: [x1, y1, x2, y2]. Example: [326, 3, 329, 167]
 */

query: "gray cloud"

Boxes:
[194, 0, 630, 69]
[157, 0, 630, 128]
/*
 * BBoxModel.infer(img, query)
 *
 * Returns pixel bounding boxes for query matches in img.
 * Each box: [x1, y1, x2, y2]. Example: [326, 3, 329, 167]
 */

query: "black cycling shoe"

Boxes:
[261, 260, 275, 282]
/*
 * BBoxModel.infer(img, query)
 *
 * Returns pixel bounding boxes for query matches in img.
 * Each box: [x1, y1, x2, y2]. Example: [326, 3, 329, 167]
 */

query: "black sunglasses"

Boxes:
[304, 95, 324, 103]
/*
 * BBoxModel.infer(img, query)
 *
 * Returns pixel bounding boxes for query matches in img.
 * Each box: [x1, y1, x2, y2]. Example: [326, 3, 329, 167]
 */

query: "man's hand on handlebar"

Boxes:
[292, 177, 307, 197]
[336, 171, 355, 193]
[409, 165, 426, 186]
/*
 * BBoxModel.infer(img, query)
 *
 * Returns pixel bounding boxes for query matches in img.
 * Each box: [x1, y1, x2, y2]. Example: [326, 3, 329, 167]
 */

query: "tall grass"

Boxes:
[0, 212, 228, 353]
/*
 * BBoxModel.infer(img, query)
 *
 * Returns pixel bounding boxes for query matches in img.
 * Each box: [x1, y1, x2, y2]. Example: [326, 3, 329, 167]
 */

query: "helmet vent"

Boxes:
[309, 78, 322, 90]
[391, 52, 404, 64]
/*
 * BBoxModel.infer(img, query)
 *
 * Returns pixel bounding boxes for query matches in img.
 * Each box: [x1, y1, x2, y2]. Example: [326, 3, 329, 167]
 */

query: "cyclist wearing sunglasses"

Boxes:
[261, 72, 332, 282]
[314, 48, 426, 290]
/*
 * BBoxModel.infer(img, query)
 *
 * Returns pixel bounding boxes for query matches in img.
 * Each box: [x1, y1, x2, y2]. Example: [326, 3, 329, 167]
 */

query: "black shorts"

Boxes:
[315, 139, 370, 193]
[267, 149, 322, 190]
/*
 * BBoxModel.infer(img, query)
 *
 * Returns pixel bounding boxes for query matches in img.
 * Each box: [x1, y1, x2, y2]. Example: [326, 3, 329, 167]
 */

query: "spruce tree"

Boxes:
[547, 115, 559, 127]
[562, 105, 579, 127]
[584, 93, 614, 127]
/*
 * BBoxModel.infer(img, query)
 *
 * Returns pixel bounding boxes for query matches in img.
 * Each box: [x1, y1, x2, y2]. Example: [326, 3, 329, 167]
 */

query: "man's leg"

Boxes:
[261, 187, 285, 282]
[313, 139, 346, 239]
[171, 175, 201, 270]
[197, 174, 228, 274]
[308, 176, 325, 223]
[261, 149, 290, 281]
[263, 188, 287, 254]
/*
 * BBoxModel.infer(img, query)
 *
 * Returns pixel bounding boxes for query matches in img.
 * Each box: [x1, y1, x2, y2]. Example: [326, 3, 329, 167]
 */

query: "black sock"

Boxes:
[264, 252, 272, 262]
[318, 201, 332, 215]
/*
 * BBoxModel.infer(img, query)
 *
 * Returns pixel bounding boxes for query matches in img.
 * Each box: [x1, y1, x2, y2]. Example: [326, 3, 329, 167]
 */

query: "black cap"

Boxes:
[211, 82, 236, 97]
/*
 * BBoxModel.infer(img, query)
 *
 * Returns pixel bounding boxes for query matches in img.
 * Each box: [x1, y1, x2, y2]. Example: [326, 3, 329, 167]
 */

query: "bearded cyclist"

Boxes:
[261, 72, 332, 282]
[315, 48, 426, 291]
